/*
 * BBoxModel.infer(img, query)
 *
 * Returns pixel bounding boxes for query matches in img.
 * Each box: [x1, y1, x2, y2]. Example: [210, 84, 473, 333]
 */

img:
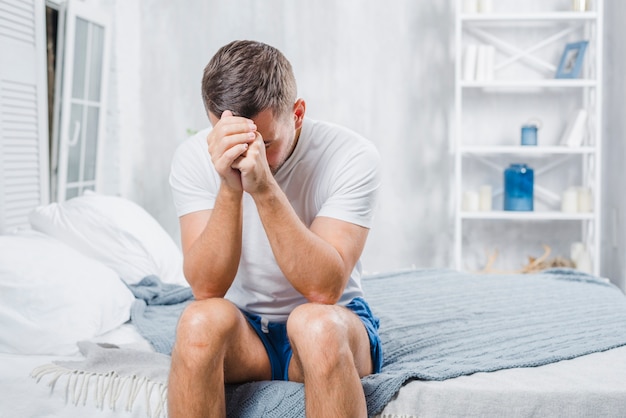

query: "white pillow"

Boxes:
[29, 191, 187, 286]
[0, 231, 135, 355]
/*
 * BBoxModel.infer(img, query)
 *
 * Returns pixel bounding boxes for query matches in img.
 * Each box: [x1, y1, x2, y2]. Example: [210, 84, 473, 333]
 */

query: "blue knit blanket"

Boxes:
[223, 268, 626, 417]
[127, 275, 194, 355]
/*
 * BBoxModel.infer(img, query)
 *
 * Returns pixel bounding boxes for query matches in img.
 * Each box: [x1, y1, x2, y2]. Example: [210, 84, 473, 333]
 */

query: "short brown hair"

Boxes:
[201, 40, 297, 119]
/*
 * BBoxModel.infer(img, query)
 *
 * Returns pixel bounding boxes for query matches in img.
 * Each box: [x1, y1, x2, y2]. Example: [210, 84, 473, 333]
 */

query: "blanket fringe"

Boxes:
[375, 415, 418, 418]
[31, 364, 167, 418]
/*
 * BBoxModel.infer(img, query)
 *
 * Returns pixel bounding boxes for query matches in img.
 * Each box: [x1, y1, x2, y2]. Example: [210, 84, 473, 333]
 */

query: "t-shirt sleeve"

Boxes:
[169, 131, 219, 217]
[316, 142, 381, 228]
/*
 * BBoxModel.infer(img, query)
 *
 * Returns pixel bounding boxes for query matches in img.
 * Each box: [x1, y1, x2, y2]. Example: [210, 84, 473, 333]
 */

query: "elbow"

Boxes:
[183, 264, 230, 301]
[313, 261, 355, 304]
[307, 293, 342, 305]
[303, 273, 348, 305]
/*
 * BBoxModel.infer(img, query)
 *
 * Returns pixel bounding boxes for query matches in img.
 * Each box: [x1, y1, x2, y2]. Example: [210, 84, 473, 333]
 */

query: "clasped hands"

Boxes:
[207, 110, 271, 194]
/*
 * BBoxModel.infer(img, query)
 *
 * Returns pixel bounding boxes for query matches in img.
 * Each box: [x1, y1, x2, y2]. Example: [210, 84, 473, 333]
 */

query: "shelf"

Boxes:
[460, 11, 598, 23]
[454, 0, 602, 275]
[460, 146, 595, 155]
[460, 80, 597, 89]
[460, 211, 595, 220]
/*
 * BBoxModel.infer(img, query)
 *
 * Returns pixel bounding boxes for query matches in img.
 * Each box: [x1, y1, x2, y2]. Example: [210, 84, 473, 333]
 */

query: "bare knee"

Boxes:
[175, 298, 241, 349]
[287, 304, 352, 370]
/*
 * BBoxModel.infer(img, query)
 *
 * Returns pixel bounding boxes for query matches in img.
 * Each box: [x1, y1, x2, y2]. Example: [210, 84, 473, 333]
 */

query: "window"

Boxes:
[51, 0, 110, 201]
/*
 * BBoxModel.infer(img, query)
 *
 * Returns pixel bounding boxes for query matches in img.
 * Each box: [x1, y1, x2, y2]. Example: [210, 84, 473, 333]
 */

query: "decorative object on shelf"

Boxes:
[577, 186, 593, 212]
[572, 0, 591, 12]
[504, 163, 534, 211]
[478, 185, 492, 211]
[561, 187, 579, 212]
[462, 0, 493, 13]
[561, 186, 593, 213]
[462, 0, 478, 13]
[555, 40, 589, 79]
[462, 190, 480, 211]
[560, 109, 588, 147]
[477, 0, 493, 13]
[520, 119, 542, 146]
[480, 244, 575, 275]
[570, 241, 592, 273]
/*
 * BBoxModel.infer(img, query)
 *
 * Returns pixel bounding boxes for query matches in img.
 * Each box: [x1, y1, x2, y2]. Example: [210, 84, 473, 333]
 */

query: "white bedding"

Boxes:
[2, 324, 156, 418]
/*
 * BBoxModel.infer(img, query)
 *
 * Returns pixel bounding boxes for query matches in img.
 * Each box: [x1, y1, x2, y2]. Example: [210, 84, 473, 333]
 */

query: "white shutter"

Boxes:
[0, 0, 49, 233]
[52, 0, 110, 202]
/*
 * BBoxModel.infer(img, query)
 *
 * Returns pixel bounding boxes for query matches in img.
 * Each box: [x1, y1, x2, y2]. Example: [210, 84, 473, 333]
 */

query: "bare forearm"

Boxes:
[252, 183, 348, 304]
[184, 185, 243, 299]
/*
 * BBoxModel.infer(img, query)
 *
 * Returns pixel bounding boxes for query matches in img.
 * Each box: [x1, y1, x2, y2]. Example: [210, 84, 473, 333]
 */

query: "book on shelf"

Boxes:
[560, 109, 588, 147]
[463, 44, 478, 81]
[463, 44, 495, 81]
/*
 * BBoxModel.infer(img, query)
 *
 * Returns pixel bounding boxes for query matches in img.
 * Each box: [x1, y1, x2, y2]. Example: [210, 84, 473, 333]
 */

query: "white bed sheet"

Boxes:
[3, 323, 626, 418]
[377, 345, 626, 418]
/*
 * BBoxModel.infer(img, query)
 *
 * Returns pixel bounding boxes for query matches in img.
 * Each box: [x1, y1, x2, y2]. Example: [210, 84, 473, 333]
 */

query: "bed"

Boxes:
[1, 191, 626, 418]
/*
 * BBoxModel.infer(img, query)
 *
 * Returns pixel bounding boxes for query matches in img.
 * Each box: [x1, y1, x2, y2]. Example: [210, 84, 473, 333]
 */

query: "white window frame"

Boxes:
[52, 0, 110, 202]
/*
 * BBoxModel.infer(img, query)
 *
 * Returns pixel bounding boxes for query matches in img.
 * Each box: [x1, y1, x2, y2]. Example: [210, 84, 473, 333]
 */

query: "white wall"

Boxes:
[94, 0, 624, 288]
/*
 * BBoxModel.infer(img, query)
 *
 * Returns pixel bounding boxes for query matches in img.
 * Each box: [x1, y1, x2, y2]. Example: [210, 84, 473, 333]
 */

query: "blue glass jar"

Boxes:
[504, 163, 533, 211]
[521, 124, 538, 146]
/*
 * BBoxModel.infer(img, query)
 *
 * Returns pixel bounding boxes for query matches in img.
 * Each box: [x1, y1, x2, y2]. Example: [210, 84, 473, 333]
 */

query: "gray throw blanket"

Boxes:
[33, 268, 626, 418]
[127, 275, 194, 355]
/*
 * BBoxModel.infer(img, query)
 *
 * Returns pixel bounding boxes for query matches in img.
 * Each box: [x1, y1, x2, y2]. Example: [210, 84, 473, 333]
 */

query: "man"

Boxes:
[168, 40, 382, 417]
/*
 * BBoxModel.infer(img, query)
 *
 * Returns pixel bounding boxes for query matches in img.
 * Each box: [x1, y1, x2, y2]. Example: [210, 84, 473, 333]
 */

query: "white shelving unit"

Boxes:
[454, 0, 603, 274]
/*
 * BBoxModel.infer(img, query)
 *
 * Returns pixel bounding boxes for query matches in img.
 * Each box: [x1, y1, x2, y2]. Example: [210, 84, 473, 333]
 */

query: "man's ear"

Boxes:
[293, 99, 306, 129]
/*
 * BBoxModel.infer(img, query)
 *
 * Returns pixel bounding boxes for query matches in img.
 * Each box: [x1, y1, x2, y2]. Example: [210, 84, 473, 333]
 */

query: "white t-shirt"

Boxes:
[169, 118, 380, 322]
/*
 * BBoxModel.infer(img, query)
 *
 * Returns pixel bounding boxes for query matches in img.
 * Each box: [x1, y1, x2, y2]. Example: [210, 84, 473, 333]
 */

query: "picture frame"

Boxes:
[555, 41, 588, 79]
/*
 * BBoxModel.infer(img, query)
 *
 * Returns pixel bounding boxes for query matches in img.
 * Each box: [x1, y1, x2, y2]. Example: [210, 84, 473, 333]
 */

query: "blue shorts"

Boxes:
[241, 297, 383, 381]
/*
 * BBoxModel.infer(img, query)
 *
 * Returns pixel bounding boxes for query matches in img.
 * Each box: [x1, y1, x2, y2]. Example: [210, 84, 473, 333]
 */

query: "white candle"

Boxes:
[576, 249, 592, 273]
[478, 0, 493, 13]
[463, 0, 478, 13]
[561, 187, 578, 213]
[463, 191, 479, 212]
[478, 185, 492, 211]
[577, 187, 592, 212]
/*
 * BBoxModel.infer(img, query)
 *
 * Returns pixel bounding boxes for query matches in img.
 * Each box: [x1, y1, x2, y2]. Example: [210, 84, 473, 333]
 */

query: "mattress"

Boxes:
[377, 345, 626, 418]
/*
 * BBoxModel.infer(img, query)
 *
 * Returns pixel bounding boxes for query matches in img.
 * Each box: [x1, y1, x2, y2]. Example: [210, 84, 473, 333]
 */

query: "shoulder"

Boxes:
[303, 119, 379, 162]
[172, 127, 212, 165]
[170, 127, 215, 186]
[302, 119, 380, 189]
[171, 127, 214, 179]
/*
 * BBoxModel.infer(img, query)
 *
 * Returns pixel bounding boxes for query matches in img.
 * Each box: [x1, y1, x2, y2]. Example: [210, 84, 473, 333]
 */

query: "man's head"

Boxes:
[201, 40, 297, 121]
[202, 40, 305, 174]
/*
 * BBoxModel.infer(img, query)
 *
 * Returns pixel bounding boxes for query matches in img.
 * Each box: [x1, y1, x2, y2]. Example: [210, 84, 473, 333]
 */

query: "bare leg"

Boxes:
[286, 303, 373, 418]
[168, 298, 271, 418]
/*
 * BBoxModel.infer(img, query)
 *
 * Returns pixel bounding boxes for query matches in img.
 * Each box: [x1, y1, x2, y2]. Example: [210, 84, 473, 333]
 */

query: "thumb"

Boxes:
[221, 110, 233, 119]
